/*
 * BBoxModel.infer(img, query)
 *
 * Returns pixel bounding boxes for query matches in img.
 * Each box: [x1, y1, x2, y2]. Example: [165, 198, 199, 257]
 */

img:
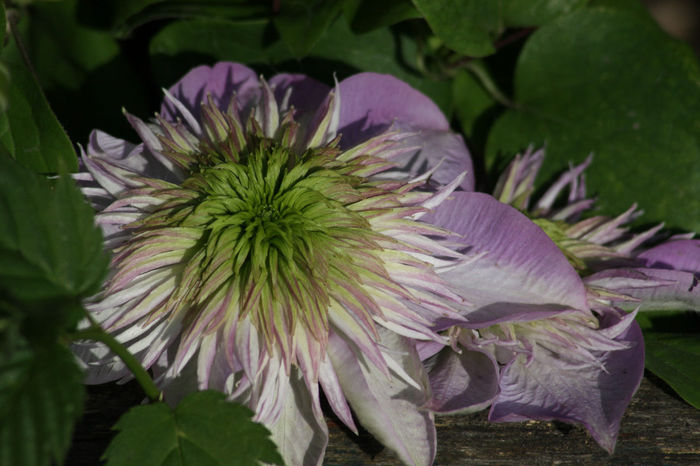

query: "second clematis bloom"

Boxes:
[420, 191, 644, 453]
[72, 62, 474, 465]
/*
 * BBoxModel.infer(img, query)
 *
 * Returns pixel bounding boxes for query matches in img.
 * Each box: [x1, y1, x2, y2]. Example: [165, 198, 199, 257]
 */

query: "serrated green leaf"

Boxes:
[104, 391, 283, 466]
[0, 20, 77, 173]
[412, 0, 500, 57]
[344, 0, 420, 33]
[0, 153, 109, 301]
[274, 0, 343, 58]
[485, 7, 700, 231]
[0, 336, 85, 466]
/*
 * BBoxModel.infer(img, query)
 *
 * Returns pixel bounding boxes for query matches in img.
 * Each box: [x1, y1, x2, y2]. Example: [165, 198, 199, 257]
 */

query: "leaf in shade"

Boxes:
[0, 332, 85, 466]
[344, 0, 420, 33]
[274, 0, 343, 58]
[636, 311, 700, 409]
[412, 0, 500, 57]
[103, 391, 283, 466]
[500, 0, 587, 26]
[485, 7, 700, 231]
[0, 154, 108, 301]
[0, 26, 76, 172]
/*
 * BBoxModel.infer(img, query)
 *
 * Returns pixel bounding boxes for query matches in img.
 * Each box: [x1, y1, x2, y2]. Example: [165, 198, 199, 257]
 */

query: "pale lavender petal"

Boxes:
[161, 62, 260, 120]
[489, 311, 644, 453]
[327, 328, 436, 466]
[586, 267, 700, 311]
[638, 239, 700, 273]
[267, 369, 328, 466]
[72, 341, 130, 384]
[424, 192, 588, 311]
[425, 347, 499, 414]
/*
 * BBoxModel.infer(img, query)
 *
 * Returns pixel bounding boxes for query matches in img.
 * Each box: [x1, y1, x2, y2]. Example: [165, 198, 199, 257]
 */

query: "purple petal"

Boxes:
[336, 72, 474, 190]
[267, 369, 328, 466]
[489, 310, 644, 453]
[638, 239, 700, 273]
[327, 328, 436, 466]
[586, 267, 700, 311]
[424, 192, 588, 312]
[160, 62, 260, 120]
[425, 346, 499, 414]
[268, 73, 331, 117]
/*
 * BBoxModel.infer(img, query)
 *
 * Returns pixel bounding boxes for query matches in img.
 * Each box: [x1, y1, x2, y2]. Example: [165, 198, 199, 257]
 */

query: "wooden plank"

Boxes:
[66, 372, 700, 464]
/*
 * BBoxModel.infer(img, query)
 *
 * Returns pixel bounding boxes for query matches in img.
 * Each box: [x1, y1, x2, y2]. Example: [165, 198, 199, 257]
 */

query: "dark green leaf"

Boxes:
[0, 23, 77, 172]
[114, 1, 271, 38]
[412, 0, 500, 57]
[104, 391, 283, 466]
[453, 68, 497, 139]
[485, 8, 700, 231]
[500, 0, 587, 26]
[344, 0, 420, 33]
[636, 311, 700, 409]
[0, 334, 85, 466]
[274, 0, 343, 58]
[0, 153, 108, 301]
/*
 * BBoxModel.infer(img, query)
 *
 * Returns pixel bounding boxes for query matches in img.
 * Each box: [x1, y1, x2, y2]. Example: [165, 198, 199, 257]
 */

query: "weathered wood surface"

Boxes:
[67, 372, 699, 465]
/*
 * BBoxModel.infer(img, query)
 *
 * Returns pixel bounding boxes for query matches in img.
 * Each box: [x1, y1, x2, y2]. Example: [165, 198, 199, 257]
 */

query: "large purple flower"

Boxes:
[72, 62, 473, 465]
[420, 192, 644, 453]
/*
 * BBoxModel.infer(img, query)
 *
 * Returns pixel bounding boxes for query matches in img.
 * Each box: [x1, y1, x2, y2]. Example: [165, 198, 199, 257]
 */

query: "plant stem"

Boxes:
[72, 314, 162, 402]
[464, 60, 513, 108]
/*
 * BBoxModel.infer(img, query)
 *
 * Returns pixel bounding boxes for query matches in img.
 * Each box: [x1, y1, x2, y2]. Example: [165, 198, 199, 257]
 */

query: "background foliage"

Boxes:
[0, 0, 697, 464]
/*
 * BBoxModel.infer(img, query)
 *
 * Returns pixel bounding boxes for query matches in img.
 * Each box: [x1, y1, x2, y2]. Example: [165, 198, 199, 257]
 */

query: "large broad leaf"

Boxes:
[636, 311, 700, 409]
[411, 0, 586, 57]
[0, 331, 85, 466]
[343, 0, 420, 33]
[485, 7, 700, 231]
[0, 25, 76, 172]
[103, 391, 283, 466]
[0, 154, 108, 301]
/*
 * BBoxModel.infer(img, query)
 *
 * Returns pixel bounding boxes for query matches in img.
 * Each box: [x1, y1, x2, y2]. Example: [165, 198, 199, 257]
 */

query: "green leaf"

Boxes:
[104, 391, 283, 466]
[344, 0, 420, 33]
[485, 7, 700, 231]
[412, 0, 500, 57]
[274, 0, 343, 58]
[0, 153, 108, 301]
[500, 0, 587, 26]
[0, 332, 85, 466]
[0, 23, 77, 172]
[453, 68, 497, 139]
[637, 311, 700, 409]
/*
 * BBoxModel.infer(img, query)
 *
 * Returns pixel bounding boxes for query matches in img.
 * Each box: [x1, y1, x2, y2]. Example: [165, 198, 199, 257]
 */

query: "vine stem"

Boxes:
[71, 313, 162, 403]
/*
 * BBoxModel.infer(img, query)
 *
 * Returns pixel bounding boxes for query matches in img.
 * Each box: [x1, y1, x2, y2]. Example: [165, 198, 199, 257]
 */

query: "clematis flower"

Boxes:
[419, 191, 644, 453]
[72, 62, 474, 465]
[493, 147, 700, 312]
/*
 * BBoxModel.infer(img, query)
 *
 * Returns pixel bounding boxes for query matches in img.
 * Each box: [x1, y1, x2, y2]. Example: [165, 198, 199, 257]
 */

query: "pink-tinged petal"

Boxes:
[327, 328, 436, 466]
[586, 267, 700, 311]
[638, 239, 700, 273]
[489, 311, 644, 453]
[72, 341, 130, 384]
[267, 369, 328, 466]
[161, 62, 260, 120]
[268, 73, 331, 117]
[318, 357, 358, 434]
[423, 192, 588, 311]
[425, 346, 499, 414]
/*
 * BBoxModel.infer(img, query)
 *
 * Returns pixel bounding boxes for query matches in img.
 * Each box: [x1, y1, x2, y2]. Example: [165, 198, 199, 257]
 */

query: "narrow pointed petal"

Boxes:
[327, 328, 436, 466]
[423, 192, 588, 310]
